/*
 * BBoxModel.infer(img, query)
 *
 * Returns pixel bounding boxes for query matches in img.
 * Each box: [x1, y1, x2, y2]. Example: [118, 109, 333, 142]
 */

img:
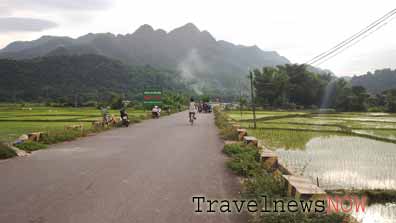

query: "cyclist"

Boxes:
[189, 97, 197, 122]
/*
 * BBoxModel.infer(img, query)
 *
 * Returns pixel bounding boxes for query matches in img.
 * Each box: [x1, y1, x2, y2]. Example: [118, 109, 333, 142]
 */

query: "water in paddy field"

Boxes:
[352, 203, 396, 223]
[275, 136, 396, 190]
[274, 135, 396, 222]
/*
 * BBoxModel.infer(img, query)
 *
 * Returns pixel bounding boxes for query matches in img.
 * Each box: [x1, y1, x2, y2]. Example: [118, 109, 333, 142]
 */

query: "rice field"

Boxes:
[230, 111, 396, 188]
[0, 105, 148, 142]
[227, 110, 307, 121]
[227, 110, 396, 222]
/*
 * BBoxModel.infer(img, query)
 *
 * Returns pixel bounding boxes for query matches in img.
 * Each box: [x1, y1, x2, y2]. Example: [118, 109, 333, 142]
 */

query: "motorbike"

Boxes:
[152, 111, 160, 119]
[121, 115, 129, 127]
[119, 109, 130, 127]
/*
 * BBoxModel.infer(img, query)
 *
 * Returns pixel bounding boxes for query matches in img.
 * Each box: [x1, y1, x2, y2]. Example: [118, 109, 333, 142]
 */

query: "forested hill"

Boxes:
[0, 55, 188, 102]
[351, 69, 396, 94]
[0, 23, 289, 94]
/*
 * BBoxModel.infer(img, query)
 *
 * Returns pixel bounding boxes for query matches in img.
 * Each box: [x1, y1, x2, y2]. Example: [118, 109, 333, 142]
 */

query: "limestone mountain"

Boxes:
[0, 23, 290, 95]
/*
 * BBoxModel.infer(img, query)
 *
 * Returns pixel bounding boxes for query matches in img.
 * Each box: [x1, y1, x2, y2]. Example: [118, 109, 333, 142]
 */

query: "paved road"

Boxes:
[0, 112, 244, 223]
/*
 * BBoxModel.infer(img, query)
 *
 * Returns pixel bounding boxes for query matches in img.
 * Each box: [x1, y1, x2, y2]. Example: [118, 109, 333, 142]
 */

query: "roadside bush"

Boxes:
[224, 144, 261, 177]
[0, 143, 17, 159]
[214, 107, 239, 140]
[15, 141, 48, 152]
[243, 172, 286, 199]
[227, 150, 260, 177]
[223, 143, 244, 156]
[40, 129, 83, 144]
[219, 127, 239, 140]
[214, 107, 229, 129]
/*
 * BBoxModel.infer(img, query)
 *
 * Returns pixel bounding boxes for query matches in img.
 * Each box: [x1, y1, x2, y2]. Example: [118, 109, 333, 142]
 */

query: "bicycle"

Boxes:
[189, 112, 195, 125]
[189, 116, 194, 125]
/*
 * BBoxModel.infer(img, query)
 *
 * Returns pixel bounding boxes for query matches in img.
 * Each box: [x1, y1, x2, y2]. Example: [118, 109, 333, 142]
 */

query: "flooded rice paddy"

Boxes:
[234, 111, 396, 222]
[275, 135, 396, 190]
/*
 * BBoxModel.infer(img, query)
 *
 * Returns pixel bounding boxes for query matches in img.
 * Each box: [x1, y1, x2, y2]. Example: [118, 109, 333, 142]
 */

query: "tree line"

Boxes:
[253, 64, 396, 112]
[0, 55, 192, 108]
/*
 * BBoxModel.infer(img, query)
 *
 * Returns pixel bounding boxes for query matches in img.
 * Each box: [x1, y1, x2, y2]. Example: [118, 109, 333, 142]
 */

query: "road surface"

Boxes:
[0, 112, 245, 223]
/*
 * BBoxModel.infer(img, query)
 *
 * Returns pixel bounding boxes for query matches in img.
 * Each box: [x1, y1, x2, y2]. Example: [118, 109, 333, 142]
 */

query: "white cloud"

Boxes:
[1, 0, 396, 76]
[4, 0, 114, 11]
[0, 17, 57, 32]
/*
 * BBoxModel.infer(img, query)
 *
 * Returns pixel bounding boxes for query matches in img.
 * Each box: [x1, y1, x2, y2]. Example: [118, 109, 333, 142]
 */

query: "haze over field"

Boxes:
[0, 0, 395, 76]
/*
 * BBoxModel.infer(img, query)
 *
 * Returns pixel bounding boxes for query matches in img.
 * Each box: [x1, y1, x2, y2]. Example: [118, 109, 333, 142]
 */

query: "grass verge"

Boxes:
[15, 141, 48, 152]
[0, 143, 17, 159]
[214, 107, 239, 140]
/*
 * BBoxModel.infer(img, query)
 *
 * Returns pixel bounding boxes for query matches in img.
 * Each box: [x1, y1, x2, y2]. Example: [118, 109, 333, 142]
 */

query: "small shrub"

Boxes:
[223, 143, 244, 156]
[41, 130, 82, 144]
[219, 127, 239, 140]
[225, 144, 261, 177]
[214, 107, 229, 129]
[0, 143, 17, 159]
[243, 172, 286, 199]
[15, 141, 47, 152]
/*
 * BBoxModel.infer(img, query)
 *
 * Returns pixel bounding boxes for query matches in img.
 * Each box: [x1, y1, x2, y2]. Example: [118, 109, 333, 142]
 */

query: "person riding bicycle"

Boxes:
[189, 97, 197, 121]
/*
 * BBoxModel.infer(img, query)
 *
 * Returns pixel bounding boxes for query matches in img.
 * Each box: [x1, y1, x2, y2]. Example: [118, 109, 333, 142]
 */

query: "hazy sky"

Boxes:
[0, 0, 395, 76]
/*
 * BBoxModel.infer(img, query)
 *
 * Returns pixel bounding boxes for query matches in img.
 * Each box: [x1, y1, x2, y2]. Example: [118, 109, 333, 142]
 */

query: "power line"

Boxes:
[307, 8, 396, 65]
[306, 8, 396, 65]
[314, 15, 396, 66]
[308, 9, 396, 65]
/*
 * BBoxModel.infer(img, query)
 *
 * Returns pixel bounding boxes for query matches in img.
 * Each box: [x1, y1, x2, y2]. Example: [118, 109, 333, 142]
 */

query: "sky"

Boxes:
[0, 0, 395, 76]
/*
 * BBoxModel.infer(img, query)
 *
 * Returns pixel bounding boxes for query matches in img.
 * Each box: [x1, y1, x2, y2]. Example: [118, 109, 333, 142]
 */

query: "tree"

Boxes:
[349, 86, 370, 111]
[384, 89, 396, 112]
[254, 67, 278, 106]
[110, 93, 124, 109]
[254, 64, 329, 108]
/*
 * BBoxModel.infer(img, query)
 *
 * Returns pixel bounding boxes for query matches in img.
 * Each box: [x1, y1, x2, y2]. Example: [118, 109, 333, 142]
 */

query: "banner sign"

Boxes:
[143, 89, 162, 105]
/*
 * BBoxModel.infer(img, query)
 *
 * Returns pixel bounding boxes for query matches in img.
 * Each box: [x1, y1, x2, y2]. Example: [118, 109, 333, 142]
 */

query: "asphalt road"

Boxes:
[0, 112, 244, 223]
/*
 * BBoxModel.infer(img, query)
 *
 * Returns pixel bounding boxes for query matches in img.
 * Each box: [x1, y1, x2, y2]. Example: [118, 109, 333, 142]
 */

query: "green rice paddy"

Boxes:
[0, 105, 148, 142]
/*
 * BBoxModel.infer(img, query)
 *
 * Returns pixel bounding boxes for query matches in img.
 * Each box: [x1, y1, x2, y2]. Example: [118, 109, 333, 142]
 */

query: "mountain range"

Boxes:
[0, 23, 289, 95]
[351, 68, 396, 94]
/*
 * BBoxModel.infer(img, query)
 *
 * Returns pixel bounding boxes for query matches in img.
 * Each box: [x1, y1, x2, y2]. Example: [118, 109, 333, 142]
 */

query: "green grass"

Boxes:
[250, 129, 346, 150]
[228, 110, 307, 121]
[15, 141, 48, 152]
[0, 121, 92, 142]
[0, 106, 149, 142]
[228, 110, 396, 143]
[214, 107, 239, 140]
[0, 142, 17, 159]
[223, 143, 261, 177]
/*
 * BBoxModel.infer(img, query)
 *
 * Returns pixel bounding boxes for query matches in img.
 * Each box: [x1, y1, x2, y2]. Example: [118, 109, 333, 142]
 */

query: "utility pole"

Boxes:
[249, 70, 257, 129]
[239, 80, 243, 120]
